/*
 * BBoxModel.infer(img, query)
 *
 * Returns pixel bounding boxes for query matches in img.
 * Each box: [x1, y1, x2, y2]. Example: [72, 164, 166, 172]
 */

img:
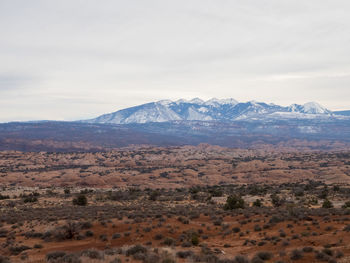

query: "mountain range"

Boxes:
[0, 98, 349, 151]
[85, 98, 347, 124]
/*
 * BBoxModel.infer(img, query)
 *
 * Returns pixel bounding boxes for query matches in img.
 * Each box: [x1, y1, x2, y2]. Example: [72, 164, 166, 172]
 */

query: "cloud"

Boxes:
[0, 0, 350, 121]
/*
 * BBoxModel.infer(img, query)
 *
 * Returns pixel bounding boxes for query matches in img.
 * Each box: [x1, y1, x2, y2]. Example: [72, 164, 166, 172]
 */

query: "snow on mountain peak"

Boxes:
[205, 98, 238, 106]
[189, 98, 205, 104]
[157, 100, 172, 105]
[86, 98, 337, 124]
[302, 102, 330, 114]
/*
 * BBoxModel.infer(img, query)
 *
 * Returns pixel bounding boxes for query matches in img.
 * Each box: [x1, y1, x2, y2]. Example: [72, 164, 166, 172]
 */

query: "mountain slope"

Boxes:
[85, 98, 339, 124]
[334, 110, 350, 116]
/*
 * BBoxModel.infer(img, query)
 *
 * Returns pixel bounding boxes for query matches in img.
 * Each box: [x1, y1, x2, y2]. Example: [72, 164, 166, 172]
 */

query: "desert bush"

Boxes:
[9, 245, 31, 255]
[85, 230, 94, 237]
[49, 253, 81, 263]
[153, 233, 163, 240]
[34, 243, 43, 249]
[24, 231, 43, 238]
[224, 195, 245, 210]
[322, 248, 333, 257]
[302, 246, 314, 253]
[81, 249, 104, 259]
[177, 216, 189, 224]
[254, 224, 262, 232]
[23, 196, 38, 203]
[149, 190, 160, 201]
[322, 199, 333, 208]
[80, 221, 92, 229]
[315, 251, 331, 261]
[112, 233, 121, 239]
[343, 224, 350, 232]
[176, 250, 193, 258]
[0, 255, 10, 263]
[46, 251, 67, 261]
[253, 199, 262, 207]
[270, 194, 284, 207]
[255, 251, 273, 261]
[163, 237, 175, 246]
[251, 256, 264, 263]
[234, 255, 250, 263]
[342, 201, 350, 208]
[290, 249, 303, 260]
[191, 233, 199, 246]
[72, 194, 87, 206]
[335, 251, 344, 258]
[126, 245, 147, 256]
[0, 228, 8, 238]
[232, 226, 240, 233]
[0, 194, 10, 200]
[99, 234, 108, 241]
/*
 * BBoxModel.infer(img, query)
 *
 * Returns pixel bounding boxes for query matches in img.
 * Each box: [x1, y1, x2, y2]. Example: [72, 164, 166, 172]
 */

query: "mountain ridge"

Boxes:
[85, 98, 345, 124]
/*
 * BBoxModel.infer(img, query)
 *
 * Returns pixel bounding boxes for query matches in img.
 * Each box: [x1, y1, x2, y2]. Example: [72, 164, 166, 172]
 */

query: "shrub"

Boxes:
[253, 199, 262, 207]
[0, 194, 10, 200]
[153, 234, 163, 240]
[322, 199, 333, 208]
[9, 245, 31, 255]
[163, 237, 175, 246]
[23, 196, 38, 203]
[191, 234, 199, 246]
[271, 193, 284, 207]
[85, 230, 94, 237]
[46, 251, 67, 261]
[254, 224, 262, 232]
[34, 244, 43, 249]
[335, 251, 344, 258]
[322, 248, 333, 256]
[99, 234, 108, 241]
[126, 245, 147, 256]
[342, 201, 350, 208]
[0, 255, 10, 263]
[81, 249, 104, 259]
[55, 254, 81, 263]
[149, 190, 160, 201]
[232, 227, 240, 233]
[290, 249, 303, 260]
[234, 255, 250, 263]
[72, 194, 87, 206]
[315, 251, 330, 261]
[80, 221, 92, 229]
[112, 233, 121, 239]
[224, 195, 245, 210]
[176, 251, 193, 258]
[302, 246, 314, 253]
[255, 251, 273, 260]
[0, 228, 8, 238]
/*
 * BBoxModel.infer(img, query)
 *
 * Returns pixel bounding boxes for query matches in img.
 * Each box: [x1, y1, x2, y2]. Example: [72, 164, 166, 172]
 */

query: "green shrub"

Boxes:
[73, 194, 87, 206]
[322, 199, 333, 208]
[224, 195, 245, 210]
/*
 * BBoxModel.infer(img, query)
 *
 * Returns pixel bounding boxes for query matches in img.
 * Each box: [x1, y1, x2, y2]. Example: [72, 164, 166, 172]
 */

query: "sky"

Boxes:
[0, 0, 350, 122]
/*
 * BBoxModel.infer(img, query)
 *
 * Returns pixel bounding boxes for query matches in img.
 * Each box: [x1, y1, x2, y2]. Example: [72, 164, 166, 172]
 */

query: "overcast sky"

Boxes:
[0, 0, 350, 122]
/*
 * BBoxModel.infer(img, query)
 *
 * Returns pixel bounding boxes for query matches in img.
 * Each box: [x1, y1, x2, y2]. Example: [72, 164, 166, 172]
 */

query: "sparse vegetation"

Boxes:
[0, 148, 350, 262]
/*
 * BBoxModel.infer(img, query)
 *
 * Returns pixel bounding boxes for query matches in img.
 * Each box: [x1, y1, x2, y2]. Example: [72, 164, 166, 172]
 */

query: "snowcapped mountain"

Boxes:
[85, 98, 339, 124]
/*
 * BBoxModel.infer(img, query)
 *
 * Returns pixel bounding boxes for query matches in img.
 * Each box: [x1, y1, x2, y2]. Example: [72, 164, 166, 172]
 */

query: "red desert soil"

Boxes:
[0, 146, 349, 188]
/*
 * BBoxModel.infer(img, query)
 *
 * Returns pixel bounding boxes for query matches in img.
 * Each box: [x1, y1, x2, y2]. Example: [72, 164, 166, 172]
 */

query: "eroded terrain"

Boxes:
[0, 146, 350, 188]
[1, 146, 350, 263]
